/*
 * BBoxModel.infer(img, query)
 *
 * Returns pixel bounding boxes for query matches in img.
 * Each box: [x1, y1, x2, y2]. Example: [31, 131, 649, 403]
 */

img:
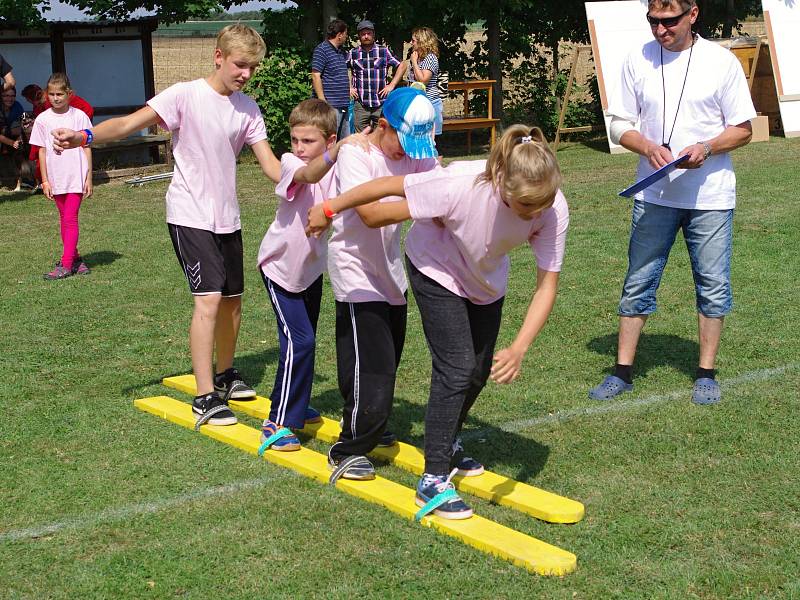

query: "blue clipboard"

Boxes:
[618, 155, 689, 198]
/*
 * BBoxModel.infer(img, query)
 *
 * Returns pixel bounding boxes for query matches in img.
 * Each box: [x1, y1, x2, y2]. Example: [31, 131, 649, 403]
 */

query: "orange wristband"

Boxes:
[322, 199, 336, 218]
[79, 130, 88, 147]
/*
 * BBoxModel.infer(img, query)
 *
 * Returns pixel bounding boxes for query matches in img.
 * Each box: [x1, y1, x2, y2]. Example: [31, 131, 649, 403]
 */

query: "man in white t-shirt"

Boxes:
[52, 25, 281, 426]
[589, 0, 755, 405]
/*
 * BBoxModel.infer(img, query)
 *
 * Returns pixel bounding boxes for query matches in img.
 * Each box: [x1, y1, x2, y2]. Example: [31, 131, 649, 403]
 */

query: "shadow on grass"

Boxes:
[121, 348, 281, 397]
[309, 388, 551, 482]
[0, 189, 38, 203]
[587, 332, 699, 380]
[82, 250, 123, 269]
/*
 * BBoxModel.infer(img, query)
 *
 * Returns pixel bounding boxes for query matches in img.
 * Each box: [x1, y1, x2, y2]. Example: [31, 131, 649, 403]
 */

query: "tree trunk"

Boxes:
[722, 0, 736, 38]
[321, 0, 338, 25]
[486, 9, 503, 122]
[297, 0, 321, 50]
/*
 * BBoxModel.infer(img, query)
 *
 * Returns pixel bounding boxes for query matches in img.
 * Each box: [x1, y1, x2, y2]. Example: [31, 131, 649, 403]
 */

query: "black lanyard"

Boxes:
[660, 35, 695, 151]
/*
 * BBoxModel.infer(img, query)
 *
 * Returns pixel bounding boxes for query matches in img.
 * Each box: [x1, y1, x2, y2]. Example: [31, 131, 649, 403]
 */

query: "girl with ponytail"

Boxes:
[307, 125, 569, 520]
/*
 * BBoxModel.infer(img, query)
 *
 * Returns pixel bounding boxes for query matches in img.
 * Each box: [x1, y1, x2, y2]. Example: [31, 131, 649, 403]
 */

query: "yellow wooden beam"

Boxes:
[162, 375, 585, 524]
[135, 395, 577, 576]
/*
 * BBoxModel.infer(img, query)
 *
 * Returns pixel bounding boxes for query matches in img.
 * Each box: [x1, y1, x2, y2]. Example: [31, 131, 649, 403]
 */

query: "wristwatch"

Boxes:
[699, 141, 712, 160]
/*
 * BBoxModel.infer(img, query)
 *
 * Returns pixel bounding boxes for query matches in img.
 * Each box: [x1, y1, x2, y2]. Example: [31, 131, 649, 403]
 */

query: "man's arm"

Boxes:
[379, 49, 407, 97]
[251, 138, 281, 183]
[310, 72, 326, 102]
[677, 122, 752, 169]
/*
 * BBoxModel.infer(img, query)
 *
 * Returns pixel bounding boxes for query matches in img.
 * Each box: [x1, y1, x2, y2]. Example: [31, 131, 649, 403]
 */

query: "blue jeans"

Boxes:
[334, 106, 350, 140]
[430, 97, 443, 136]
[619, 200, 733, 318]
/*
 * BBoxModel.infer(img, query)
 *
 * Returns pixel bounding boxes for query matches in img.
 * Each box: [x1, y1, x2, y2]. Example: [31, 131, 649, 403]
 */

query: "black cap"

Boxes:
[356, 19, 375, 32]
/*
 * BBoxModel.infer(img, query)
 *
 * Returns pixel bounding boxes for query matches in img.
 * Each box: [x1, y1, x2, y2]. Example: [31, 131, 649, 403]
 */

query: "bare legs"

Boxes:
[190, 294, 242, 395]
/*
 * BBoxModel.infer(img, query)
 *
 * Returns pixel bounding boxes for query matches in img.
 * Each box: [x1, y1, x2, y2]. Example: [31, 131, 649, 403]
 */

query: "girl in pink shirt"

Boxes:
[30, 73, 92, 280]
[307, 125, 569, 520]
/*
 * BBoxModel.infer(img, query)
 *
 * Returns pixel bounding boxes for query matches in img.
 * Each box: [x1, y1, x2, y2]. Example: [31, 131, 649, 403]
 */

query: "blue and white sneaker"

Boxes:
[451, 437, 484, 476]
[328, 455, 376, 482]
[304, 406, 322, 424]
[259, 420, 300, 452]
[415, 470, 473, 520]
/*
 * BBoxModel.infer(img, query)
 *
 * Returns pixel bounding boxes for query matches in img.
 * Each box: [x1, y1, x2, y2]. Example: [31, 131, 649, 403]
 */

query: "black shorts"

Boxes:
[168, 224, 244, 297]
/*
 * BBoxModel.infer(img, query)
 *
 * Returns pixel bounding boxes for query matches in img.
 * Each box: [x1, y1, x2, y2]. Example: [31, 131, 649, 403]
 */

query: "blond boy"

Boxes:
[53, 24, 282, 426]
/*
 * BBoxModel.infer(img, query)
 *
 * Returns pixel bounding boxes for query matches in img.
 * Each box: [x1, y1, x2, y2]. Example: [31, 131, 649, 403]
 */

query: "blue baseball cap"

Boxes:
[381, 87, 437, 160]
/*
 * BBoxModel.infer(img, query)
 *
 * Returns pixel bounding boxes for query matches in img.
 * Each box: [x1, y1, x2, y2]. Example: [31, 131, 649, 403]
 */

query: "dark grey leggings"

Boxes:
[407, 258, 504, 475]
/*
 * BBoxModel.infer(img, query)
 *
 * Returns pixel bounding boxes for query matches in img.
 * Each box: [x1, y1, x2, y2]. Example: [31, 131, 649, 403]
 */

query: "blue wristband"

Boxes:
[82, 129, 93, 146]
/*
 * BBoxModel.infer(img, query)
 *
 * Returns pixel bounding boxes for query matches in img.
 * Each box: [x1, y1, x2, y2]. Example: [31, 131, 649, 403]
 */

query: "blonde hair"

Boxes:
[648, 0, 695, 10]
[412, 27, 439, 60]
[289, 99, 338, 138]
[216, 23, 267, 62]
[46, 72, 72, 93]
[477, 125, 562, 212]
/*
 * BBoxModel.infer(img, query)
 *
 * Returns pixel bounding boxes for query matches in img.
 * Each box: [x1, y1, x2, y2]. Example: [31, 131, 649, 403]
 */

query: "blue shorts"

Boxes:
[619, 200, 733, 318]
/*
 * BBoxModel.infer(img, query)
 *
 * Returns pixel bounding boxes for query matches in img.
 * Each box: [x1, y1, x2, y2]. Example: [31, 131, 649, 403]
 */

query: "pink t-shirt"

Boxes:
[147, 79, 268, 234]
[328, 143, 438, 305]
[30, 107, 92, 195]
[257, 153, 334, 292]
[403, 160, 569, 305]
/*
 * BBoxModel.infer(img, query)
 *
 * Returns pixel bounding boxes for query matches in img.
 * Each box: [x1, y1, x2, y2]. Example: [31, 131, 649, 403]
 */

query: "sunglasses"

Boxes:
[646, 7, 691, 28]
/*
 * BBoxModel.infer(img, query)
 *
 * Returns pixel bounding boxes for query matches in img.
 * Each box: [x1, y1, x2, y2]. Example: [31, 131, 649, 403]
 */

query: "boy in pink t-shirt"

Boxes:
[325, 88, 438, 483]
[29, 73, 93, 280]
[255, 99, 368, 452]
[308, 125, 569, 519]
[51, 25, 282, 427]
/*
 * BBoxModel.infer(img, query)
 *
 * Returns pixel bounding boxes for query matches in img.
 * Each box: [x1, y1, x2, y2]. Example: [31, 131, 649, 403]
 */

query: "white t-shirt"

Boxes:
[609, 36, 756, 209]
[257, 153, 334, 292]
[327, 143, 438, 305]
[147, 79, 268, 233]
[404, 160, 569, 305]
[29, 107, 92, 195]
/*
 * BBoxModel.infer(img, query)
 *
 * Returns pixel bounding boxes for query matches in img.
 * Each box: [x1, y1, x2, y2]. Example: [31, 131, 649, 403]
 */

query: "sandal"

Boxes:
[692, 378, 721, 405]
[588, 375, 633, 401]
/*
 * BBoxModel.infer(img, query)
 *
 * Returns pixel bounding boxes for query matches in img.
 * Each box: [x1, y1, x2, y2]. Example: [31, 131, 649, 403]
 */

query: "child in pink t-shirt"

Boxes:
[30, 73, 92, 280]
[255, 99, 368, 452]
[51, 25, 282, 428]
[308, 125, 569, 520]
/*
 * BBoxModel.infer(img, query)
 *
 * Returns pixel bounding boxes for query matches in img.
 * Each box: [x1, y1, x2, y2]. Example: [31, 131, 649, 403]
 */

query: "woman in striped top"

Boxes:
[408, 27, 443, 139]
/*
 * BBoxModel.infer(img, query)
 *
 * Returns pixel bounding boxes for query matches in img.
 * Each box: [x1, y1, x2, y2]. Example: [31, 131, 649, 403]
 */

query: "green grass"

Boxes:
[1, 136, 799, 598]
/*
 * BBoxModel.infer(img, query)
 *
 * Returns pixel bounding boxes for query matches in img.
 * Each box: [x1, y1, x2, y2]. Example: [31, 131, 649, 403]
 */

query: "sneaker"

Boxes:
[378, 429, 398, 447]
[259, 420, 300, 452]
[588, 375, 633, 401]
[328, 455, 376, 481]
[192, 392, 237, 427]
[43, 265, 73, 280]
[451, 437, 484, 476]
[304, 406, 322, 424]
[72, 257, 90, 275]
[415, 471, 473, 520]
[214, 367, 256, 400]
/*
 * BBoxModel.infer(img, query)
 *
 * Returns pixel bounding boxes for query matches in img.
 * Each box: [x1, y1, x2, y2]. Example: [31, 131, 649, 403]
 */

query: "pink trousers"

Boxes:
[53, 193, 83, 270]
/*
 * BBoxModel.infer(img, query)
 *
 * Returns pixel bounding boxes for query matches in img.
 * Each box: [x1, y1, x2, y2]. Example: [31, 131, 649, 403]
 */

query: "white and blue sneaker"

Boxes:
[451, 437, 484, 476]
[415, 470, 473, 520]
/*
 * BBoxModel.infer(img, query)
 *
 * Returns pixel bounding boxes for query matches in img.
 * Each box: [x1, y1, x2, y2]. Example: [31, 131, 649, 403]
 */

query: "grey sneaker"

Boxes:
[328, 455, 376, 482]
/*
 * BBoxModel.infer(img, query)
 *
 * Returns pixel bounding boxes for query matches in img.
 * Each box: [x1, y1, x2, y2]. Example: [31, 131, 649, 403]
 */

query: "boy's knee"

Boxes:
[194, 293, 223, 317]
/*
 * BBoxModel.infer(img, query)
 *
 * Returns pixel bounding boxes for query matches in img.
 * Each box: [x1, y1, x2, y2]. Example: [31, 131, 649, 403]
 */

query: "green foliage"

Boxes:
[244, 46, 311, 155]
[505, 54, 602, 139]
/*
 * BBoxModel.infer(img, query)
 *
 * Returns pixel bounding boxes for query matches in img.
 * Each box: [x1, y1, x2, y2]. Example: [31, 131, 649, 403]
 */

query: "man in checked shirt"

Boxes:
[348, 20, 407, 133]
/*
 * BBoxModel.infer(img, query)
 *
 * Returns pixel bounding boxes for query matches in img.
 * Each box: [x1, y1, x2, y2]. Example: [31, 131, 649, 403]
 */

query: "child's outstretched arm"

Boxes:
[490, 267, 560, 384]
[52, 106, 160, 151]
[293, 127, 371, 185]
[306, 175, 410, 237]
[251, 139, 280, 183]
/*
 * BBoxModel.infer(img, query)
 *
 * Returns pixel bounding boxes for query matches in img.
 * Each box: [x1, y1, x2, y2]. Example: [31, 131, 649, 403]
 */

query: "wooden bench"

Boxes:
[92, 133, 172, 168]
[442, 80, 500, 152]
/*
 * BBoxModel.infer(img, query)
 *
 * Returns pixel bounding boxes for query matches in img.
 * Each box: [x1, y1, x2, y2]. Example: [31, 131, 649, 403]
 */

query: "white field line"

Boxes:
[1, 475, 289, 543]
[462, 363, 799, 440]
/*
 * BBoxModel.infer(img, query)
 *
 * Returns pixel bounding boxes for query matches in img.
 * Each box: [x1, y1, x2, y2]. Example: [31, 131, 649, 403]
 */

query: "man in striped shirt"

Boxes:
[348, 20, 407, 132]
[311, 19, 351, 140]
